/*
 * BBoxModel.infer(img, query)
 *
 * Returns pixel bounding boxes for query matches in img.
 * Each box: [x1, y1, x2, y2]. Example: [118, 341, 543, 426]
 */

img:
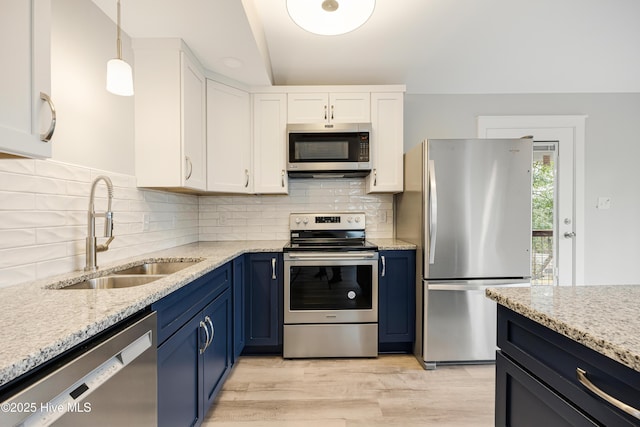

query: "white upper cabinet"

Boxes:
[366, 92, 404, 193]
[253, 93, 288, 194]
[287, 92, 370, 124]
[133, 39, 206, 191]
[206, 80, 251, 193]
[0, 0, 55, 158]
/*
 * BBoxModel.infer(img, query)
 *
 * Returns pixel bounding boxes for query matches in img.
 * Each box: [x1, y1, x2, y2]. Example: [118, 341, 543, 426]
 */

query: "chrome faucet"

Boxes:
[85, 176, 115, 271]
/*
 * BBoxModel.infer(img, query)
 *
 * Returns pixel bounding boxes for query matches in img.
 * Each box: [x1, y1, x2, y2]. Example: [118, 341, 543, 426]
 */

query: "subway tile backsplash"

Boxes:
[199, 179, 394, 241]
[0, 159, 394, 288]
[0, 159, 198, 288]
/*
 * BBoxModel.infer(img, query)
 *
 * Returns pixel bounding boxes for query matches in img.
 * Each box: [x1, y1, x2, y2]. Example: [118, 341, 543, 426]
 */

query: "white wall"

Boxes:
[51, 0, 135, 175]
[404, 93, 640, 285]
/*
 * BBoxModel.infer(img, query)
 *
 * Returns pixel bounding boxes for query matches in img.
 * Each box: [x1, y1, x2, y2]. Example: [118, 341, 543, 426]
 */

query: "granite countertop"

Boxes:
[0, 239, 414, 388]
[369, 238, 416, 251]
[486, 285, 640, 373]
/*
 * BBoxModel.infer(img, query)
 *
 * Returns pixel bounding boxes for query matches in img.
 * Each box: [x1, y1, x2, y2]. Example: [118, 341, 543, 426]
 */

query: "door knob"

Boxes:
[564, 231, 576, 239]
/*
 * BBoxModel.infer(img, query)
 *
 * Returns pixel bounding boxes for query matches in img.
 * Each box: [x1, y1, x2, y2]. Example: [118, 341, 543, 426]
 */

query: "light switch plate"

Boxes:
[597, 197, 611, 209]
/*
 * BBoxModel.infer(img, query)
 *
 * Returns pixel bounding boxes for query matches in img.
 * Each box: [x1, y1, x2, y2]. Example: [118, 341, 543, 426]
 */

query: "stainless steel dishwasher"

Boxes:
[0, 311, 157, 426]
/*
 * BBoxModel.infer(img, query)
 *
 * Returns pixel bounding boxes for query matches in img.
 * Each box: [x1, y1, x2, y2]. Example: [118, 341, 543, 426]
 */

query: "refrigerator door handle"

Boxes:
[428, 159, 437, 264]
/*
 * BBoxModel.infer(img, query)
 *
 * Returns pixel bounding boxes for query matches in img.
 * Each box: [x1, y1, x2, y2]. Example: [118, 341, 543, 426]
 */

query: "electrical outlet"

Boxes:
[597, 197, 611, 210]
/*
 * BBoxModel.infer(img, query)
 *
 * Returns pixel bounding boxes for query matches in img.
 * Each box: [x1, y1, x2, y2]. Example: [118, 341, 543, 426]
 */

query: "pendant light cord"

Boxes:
[116, 0, 122, 60]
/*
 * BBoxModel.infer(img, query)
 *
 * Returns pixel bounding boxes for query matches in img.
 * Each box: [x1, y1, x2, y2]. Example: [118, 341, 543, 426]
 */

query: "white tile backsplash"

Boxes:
[198, 178, 394, 242]
[0, 159, 199, 288]
[0, 161, 395, 288]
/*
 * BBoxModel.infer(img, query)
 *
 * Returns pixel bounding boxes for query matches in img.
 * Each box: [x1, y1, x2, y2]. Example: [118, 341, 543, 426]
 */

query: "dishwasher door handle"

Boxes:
[17, 329, 153, 426]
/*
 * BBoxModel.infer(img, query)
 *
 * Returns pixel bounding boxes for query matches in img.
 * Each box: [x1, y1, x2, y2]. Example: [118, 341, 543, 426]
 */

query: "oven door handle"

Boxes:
[286, 252, 378, 259]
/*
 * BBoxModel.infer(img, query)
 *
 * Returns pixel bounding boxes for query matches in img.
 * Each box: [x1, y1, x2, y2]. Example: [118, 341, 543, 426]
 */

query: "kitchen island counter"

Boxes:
[486, 285, 640, 373]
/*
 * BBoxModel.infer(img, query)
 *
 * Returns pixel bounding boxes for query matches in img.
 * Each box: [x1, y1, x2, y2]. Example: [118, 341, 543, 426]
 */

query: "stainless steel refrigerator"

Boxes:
[395, 138, 532, 369]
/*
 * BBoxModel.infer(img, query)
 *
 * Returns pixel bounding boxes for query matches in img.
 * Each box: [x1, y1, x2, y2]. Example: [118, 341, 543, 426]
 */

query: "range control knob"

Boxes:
[295, 217, 301, 224]
[347, 290, 356, 300]
[354, 216, 361, 223]
[303, 217, 309, 224]
[346, 216, 353, 223]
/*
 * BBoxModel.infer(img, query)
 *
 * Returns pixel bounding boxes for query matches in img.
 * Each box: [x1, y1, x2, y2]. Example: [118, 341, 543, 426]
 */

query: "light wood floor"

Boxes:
[203, 355, 495, 426]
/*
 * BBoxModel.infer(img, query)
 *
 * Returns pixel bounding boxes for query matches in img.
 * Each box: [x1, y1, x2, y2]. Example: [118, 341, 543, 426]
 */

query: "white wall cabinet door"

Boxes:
[206, 80, 251, 193]
[287, 92, 370, 124]
[0, 0, 54, 158]
[134, 39, 206, 191]
[329, 92, 371, 124]
[253, 93, 288, 194]
[366, 92, 404, 193]
[181, 52, 207, 190]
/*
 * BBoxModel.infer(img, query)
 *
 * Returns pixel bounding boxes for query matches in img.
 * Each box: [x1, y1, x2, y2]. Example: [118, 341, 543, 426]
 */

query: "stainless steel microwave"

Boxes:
[286, 123, 372, 178]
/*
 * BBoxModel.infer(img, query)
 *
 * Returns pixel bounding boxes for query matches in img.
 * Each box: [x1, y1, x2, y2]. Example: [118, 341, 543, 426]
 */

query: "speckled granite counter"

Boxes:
[0, 239, 414, 388]
[369, 238, 416, 251]
[486, 285, 640, 373]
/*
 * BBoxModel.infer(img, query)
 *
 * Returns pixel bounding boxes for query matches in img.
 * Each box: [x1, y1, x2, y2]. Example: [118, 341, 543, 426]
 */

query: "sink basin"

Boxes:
[61, 275, 164, 290]
[114, 261, 200, 275]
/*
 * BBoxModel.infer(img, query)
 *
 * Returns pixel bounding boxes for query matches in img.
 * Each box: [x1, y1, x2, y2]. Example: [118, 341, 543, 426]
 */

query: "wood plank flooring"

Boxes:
[203, 355, 495, 426]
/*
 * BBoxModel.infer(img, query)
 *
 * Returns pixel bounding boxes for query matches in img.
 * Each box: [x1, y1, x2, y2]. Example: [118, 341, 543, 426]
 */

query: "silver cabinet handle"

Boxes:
[281, 169, 285, 188]
[271, 257, 277, 280]
[40, 92, 56, 142]
[330, 105, 334, 120]
[373, 169, 377, 186]
[199, 320, 209, 354]
[324, 105, 327, 120]
[381, 255, 386, 277]
[428, 159, 438, 264]
[564, 231, 576, 239]
[244, 169, 250, 188]
[185, 156, 193, 180]
[577, 368, 640, 420]
[205, 315, 215, 349]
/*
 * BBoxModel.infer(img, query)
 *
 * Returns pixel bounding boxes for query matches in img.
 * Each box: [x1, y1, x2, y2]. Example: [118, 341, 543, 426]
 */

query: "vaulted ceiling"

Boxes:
[91, 0, 640, 94]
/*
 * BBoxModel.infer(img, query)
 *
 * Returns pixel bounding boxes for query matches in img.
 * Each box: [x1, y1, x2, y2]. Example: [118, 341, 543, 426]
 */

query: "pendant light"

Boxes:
[286, 0, 376, 36]
[106, 0, 134, 96]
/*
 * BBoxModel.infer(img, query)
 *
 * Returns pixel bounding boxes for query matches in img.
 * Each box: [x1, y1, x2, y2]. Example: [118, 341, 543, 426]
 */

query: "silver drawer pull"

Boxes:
[576, 367, 640, 420]
[381, 255, 386, 277]
[271, 257, 277, 280]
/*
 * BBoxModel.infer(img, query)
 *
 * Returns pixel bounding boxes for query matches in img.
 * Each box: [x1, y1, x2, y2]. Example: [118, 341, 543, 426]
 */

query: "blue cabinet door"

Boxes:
[378, 250, 416, 352]
[157, 313, 203, 427]
[202, 288, 232, 412]
[245, 253, 283, 351]
[232, 255, 246, 361]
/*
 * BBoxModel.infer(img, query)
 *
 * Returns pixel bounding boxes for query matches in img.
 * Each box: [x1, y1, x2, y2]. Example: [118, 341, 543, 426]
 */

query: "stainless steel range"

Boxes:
[283, 212, 379, 358]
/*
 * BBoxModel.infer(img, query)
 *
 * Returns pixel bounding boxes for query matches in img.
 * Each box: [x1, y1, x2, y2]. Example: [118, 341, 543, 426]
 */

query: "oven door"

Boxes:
[284, 251, 379, 324]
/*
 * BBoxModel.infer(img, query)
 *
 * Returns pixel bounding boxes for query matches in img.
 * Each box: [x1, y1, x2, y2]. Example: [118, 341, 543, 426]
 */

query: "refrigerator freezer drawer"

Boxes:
[423, 281, 529, 367]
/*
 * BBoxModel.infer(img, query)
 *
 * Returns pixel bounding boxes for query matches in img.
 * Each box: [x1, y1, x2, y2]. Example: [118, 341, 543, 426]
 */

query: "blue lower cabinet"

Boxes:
[378, 250, 416, 353]
[154, 266, 232, 427]
[232, 255, 246, 361]
[243, 252, 283, 353]
[157, 314, 202, 427]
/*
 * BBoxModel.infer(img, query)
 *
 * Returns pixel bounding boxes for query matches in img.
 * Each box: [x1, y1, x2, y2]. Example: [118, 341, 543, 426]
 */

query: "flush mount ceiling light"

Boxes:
[286, 0, 376, 36]
[106, 0, 134, 96]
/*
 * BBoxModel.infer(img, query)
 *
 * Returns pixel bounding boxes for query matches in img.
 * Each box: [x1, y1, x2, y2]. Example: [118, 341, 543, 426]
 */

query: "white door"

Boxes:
[477, 116, 586, 285]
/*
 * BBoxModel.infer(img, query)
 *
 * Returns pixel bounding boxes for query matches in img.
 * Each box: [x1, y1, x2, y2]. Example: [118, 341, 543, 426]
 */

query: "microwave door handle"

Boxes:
[428, 160, 437, 264]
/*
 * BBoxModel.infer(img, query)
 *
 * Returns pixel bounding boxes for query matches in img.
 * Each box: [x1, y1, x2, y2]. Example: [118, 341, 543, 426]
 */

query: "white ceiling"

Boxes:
[91, 0, 640, 94]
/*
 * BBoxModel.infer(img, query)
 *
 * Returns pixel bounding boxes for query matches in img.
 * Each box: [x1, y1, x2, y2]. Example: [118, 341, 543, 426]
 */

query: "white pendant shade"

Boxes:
[287, 0, 375, 36]
[106, 58, 134, 96]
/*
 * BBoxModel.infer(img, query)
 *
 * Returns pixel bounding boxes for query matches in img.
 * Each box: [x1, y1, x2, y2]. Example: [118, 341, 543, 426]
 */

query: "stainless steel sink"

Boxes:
[61, 275, 165, 290]
[114, 261, 200, 275]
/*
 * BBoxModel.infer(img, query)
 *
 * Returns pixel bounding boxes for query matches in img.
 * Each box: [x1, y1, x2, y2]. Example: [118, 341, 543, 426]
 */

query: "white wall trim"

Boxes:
[476, 115, 587, 285]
